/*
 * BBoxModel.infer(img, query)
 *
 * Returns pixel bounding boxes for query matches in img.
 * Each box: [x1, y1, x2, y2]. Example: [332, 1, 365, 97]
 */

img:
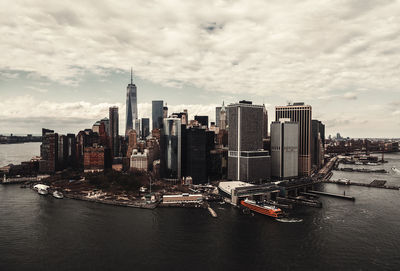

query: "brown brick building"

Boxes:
[84, 146, 105, 171]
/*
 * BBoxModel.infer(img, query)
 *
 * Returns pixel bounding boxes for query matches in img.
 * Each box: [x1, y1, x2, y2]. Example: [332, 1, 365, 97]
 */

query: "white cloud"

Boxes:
[0, 0, 400, 99]
[343, 92, 358, 100]
[0, 95, 218, 134]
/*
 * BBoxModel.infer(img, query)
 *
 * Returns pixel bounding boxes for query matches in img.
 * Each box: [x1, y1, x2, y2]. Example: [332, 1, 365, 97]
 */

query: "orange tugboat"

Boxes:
[241, 199, 283, 218]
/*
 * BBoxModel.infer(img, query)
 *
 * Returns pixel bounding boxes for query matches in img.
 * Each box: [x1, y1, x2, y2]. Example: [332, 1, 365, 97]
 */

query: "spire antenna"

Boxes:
[130, 67, 133, 84]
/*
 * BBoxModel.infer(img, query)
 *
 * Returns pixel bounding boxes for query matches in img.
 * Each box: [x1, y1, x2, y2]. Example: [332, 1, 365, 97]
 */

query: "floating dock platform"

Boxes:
[308, 190, 355, 201]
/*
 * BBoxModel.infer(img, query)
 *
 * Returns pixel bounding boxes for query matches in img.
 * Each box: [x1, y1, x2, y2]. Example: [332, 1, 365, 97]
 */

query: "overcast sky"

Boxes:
[1, 0, 400, 138]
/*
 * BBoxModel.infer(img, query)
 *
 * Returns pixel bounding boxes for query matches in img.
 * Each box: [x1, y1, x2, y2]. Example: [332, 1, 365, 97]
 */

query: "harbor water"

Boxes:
[1, 144, 400, 270]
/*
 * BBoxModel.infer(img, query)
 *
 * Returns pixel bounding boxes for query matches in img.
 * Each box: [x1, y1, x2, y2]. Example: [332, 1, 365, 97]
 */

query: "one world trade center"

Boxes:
[125, 68, 138, 136]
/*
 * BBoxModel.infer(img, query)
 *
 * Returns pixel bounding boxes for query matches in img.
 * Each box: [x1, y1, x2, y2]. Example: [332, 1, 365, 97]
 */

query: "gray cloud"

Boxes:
[1, 0, 400, 137]
[0, 0, 400, 99]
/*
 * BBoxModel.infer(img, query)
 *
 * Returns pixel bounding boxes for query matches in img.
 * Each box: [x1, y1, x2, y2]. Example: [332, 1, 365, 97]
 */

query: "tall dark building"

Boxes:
[40, 128, 58, 173]
[125, 69, 138, 136]
[185, 127, 207, 184]
[275, 103, 312, 176]
[160, 118, 182, 181]
[152, 100, 164, 130]
[194, 115, 209, 128]
[100, 117, 110, 137]
[227, 101, 271, 182]
[141, 118, 150, 139]
[66, 133, 76, 168]
[109, 106, 119, 158]
[311, 120, 325, 169]
[57, 135, 68, 170]
[263, 104, 268, 138]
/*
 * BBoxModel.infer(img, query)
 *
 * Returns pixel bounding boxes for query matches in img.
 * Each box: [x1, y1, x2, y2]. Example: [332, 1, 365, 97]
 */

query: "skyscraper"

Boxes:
[271, 119, 299, 179]
[217, 102, 229, 129]
[194, 115, 209, 128]
[216, 106, 221, 127]
[263, 104, 268, 138]
[109, 106, 119, 158]
[40, 128, 58, 173]
[141, 118, 150, 139]
[125, 69, 138, 136]
[275, 103, 312, 176]
[160, 118, 182, 181]
[219, 102, 227, 130]
[185, 127, 207, 184]
[227, 101, 271, 182]
[152, 100, 164, 130]
[311, 120, 325, 169]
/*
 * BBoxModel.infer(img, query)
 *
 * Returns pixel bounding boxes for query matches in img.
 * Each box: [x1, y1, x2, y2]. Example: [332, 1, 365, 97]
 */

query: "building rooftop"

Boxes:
[218, 181, 254, 194]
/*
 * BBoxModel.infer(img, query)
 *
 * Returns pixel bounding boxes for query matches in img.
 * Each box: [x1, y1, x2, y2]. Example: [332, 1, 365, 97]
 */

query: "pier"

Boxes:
[324, 179, 400, 190]
[1, 176, 38, 184]
[308, 190, 355, 201]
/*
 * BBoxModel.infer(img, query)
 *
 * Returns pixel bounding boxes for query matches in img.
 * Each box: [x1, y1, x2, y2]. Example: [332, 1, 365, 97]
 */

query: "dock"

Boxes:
[308, 190, 355, 201]
[1, 177, 38, 184]
[324, 179, 399, 190]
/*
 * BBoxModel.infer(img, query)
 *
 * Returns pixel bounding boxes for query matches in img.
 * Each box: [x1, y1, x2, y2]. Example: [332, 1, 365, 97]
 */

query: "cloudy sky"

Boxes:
[1, 0, 400, 138]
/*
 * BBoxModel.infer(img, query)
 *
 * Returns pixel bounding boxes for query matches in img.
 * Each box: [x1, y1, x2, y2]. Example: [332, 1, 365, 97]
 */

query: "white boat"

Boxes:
[52, 191, 64, 199]
[33, 184, 49, 196]
[392, 167, 400, 174]
[37, 188, 49, 195]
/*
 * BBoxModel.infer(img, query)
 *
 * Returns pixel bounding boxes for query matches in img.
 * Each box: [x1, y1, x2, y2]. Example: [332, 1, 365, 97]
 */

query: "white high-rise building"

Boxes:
[271, 119, 299, 179]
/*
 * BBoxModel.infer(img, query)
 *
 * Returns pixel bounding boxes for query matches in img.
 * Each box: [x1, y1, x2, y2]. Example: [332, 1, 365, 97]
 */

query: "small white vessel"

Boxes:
[52, 191, 64, 199]
[33, 184, 50, 196]
[37, 188, 49, 195]
[392, 167, 400, 174]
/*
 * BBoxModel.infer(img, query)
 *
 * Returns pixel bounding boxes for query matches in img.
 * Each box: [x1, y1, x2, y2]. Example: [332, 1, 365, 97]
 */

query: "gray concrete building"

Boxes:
[227, 101, 271, 182]
[271, 120, 299, 179]
[275, 103, 312, 176]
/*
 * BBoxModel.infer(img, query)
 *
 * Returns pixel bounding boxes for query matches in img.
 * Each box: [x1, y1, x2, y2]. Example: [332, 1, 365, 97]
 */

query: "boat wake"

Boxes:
[276, 218, 303, 223]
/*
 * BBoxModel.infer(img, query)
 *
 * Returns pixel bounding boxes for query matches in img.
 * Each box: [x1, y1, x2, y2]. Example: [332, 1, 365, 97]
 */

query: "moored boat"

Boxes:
[33, 184, 50, 196]
[241, 199, 283, 218]
[37, 188, 49, 195]
[52, 191, 64, 199]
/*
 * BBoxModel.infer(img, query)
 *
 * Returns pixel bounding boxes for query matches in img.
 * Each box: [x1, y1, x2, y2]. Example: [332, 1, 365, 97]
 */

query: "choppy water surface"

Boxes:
[1, 145, 400, 270]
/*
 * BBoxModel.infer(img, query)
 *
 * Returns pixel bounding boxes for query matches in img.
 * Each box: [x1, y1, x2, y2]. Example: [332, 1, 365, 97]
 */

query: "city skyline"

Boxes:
[1, 0, 400, 138]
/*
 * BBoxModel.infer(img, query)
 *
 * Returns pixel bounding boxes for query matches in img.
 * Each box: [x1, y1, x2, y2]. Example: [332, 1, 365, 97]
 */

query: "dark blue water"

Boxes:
[1, 183, 400, 270]
[1, 145, 400, 270]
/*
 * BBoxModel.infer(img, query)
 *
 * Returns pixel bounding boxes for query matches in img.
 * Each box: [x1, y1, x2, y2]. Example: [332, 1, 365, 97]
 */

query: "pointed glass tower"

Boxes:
[125, 68, 138, 136]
